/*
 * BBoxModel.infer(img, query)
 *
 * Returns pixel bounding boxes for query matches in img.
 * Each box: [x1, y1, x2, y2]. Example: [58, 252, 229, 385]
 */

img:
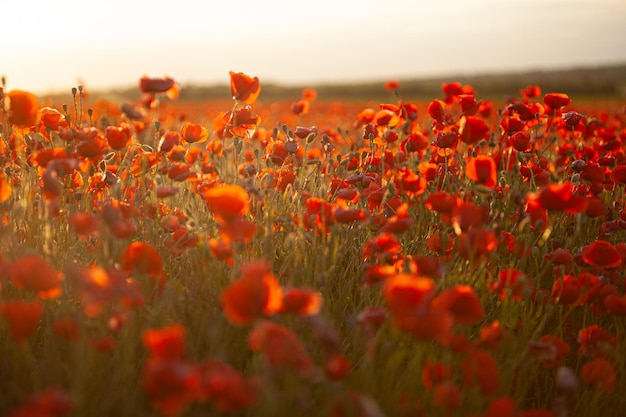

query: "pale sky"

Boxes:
[2, 0, 625, 94]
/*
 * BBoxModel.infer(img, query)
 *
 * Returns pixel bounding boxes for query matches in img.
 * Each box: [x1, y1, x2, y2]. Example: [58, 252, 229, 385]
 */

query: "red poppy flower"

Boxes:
[119, 241, 163, 278]
[536, 182, 587, 213]
[577, 325, 615, 358]
[142, 324, 187, 359]
[39, 107, 68, 131]
[582, 240, 622, 269]
[484, 396, 517, 417]
[543, 92, 571, 109]
[324, 354, 351, 380]
[422, 359, 454, 391]
[229, 71, 261, 104]
[0, 300, 44, 344]
[0, 172, 11, 203]
[195, 360, 258, 412]
[53, 318, 80, 342]
[461, 349, 500, 396]
[280, 288, 323, 316]
[527, 335, 570, 368]
[220, 260, 282, 326]
[6, 90, 39, 127]
[459, 115, 489, 144]
[433, 382, 463, 411]
[581, 358, 616, 394]
[477, 321, 509, 351]
[201, 184, 249, 223]
[466, 155, 497, 188]
[180, 122, 208, 144]
[10, 255, 61, 295]
[248, 320, 313, 376]
[6, 387, 72, 417]
[428, 99, 446, 122]
[105, 124, 132, 150]
[384, 79, 400, 91]
[142, 356, 199, 417]
[383, 273, 436, 318]
[432, 285, 484, 325]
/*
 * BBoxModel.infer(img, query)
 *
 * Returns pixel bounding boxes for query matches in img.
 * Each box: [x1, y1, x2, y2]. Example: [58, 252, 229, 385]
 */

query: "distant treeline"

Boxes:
[56, 63, 626, 103]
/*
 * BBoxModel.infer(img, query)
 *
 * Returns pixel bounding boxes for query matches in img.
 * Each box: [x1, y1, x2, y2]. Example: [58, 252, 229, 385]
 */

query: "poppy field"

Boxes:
[1, 72, 626, 417]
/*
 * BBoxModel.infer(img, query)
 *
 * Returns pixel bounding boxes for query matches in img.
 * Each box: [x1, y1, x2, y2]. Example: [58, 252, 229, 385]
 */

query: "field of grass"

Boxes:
[0, 71, 625, 416]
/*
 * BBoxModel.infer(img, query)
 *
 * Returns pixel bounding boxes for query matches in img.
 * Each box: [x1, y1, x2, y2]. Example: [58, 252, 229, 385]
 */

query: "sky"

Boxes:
[2, 0, 626, 94]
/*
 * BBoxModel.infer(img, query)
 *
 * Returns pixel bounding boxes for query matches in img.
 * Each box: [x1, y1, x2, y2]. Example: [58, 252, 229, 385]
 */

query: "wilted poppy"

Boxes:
[229, 71, 261, 104]
[220, 260, 282, 326]
[0, 300, 44, 344]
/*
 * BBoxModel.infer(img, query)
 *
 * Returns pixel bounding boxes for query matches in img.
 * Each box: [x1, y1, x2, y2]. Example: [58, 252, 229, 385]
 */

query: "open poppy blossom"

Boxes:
[10, 255, 62, 295]
[119, 241, 163, 279]
[461, 349, 500, 396]
[5, 89, 39, 127]
[196, 359, 259, 412]
[536, 182, 587, 213]
[544, 92, 571, 109]
[581, 358, 616, 394]
[432, 285, 484, 326]
[180, 122, 208, 144]
[280, 288, 323, 316]
[0, 299, 44, 344]
[142, 356, 199, 417]
[142, 324, 187, 359]
[220, 260, 282, 326]
[202, 184, 250, 223]
[581, 240, 622, 269]
[248, 320, 313, 377]
[383, 273, 436, 318]
[459, 115, 489, 144]
[466, 155, 497, 188]
[229, 71, 261, 104]
[140, 75, 179, 98]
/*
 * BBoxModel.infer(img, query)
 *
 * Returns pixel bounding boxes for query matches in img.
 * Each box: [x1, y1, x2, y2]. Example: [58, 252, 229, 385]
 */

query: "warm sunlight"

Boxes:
[2, 0, 625, 93]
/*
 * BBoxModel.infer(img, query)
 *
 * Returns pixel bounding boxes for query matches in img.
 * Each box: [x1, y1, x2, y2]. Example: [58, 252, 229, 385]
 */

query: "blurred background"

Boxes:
[2, 0, 626, 97]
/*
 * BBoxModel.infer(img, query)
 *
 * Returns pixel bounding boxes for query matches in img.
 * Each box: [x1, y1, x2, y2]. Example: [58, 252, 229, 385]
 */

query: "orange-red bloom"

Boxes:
[582, 240, 622, 269]
[248, 320, 312, 376]
[0, 300, 44, 344]
[461, 349, 500, 395]
[10, 255, 61, 296]
[581, 358, 616, 394]
[466, 155, 497, 188]
[142, 324, 187, 359]
[202, 184, 250, 223]
[280, 288, 323, 316]
[119, 241, 163, 279]
[433, 285, 484, 326]
[220, 260, 282, 326]
[6, 90, 39, 127]
[229, 71, 261, 104]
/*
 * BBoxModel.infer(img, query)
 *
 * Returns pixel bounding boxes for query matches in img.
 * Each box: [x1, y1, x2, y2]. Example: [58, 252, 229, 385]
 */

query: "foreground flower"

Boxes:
[220, 260, 282, 326]
[0, 300, 44, 344]
[229, 71, 261, 104]
[5, 89, 39, 127]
